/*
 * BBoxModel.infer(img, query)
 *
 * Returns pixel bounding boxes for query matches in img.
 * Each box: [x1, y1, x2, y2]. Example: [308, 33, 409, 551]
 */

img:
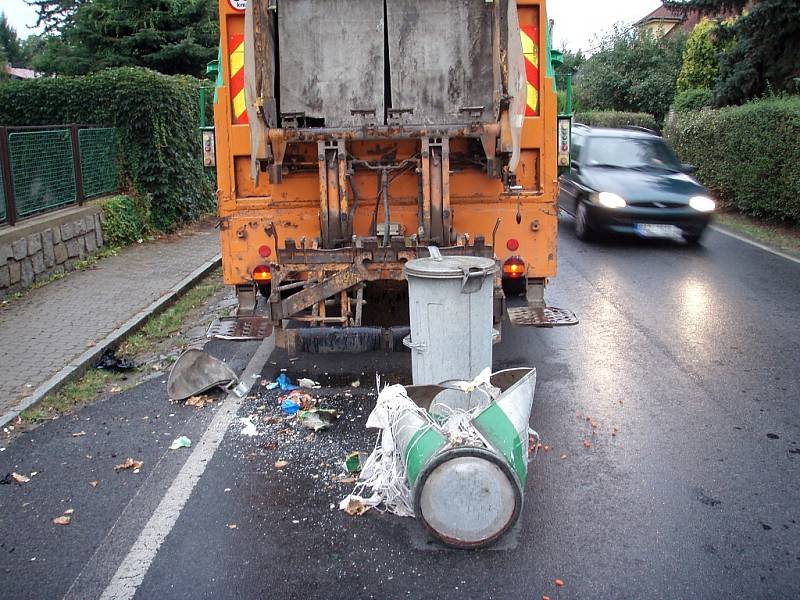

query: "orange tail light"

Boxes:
[252, 265, 272, 281]
[503, 257, 526, 279]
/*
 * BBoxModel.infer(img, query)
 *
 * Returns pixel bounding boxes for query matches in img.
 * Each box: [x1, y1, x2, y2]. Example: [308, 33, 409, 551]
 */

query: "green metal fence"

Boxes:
[9, 129, 77, 218]
[0, 125, 119, 226]
[79, 128, 118, 199]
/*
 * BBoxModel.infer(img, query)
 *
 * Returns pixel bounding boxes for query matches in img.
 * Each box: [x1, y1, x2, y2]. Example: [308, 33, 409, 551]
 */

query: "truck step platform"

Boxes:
[207, 317, 273, 340]
[507, 306, 578, 328]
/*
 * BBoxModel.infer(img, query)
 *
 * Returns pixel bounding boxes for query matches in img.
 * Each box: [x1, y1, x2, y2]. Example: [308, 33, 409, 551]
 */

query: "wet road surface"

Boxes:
[1, 217, 799, 599]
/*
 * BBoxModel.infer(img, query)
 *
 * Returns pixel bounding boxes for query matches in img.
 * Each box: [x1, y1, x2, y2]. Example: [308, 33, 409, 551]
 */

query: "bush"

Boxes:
[664, 96, 800, 222]
[672, 88, 714, 112]
[99, 194, 150, 247]
[574, 111, 659, 132]
[676, 18, 721, 93]
[0, 68, 214, 232]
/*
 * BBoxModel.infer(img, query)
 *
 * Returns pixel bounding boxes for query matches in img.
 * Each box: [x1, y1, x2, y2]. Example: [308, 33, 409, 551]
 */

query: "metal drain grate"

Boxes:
[507, 306, 579, 328]
[207, 317, 273, 340]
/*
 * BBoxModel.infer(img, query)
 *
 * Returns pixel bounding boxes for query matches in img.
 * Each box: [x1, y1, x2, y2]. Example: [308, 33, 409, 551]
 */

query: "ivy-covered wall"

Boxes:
[0, 68, 214, 231]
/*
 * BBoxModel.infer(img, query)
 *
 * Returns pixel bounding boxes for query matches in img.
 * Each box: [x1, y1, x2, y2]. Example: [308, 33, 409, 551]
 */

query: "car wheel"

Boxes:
[574, 202, 594, 241]
[682, 229, 705, 245]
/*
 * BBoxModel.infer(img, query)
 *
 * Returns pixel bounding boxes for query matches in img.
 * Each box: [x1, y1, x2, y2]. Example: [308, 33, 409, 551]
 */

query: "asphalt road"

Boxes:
[2, 216, 799, 599]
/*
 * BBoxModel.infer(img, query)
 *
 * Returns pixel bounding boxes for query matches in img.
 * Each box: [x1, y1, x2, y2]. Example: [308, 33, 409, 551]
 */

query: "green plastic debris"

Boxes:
[169, 436, 192, 450]
[345, 451, 366, 474]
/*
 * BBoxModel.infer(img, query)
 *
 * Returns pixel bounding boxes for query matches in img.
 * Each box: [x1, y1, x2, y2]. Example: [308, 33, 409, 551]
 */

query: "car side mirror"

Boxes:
[681, 163, 696, 174]
[570, 161, 581, 173]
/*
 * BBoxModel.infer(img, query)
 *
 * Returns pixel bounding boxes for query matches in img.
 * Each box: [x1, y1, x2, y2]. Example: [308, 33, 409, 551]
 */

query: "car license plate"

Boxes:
[635, 223, 681, 238]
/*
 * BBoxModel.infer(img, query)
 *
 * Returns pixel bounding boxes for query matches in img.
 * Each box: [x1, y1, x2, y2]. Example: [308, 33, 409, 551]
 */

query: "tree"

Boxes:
[29, 0, 219, 78]
[666, 0, 800, 105]
[25, 0, 86, 33]
[676, 18, 721, 92]
[0, 12, 25, 67]
[573, 26, 687, 122]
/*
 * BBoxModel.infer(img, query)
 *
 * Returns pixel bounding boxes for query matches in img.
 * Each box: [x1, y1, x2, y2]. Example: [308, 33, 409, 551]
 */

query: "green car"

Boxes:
[558, 124, 716, 244]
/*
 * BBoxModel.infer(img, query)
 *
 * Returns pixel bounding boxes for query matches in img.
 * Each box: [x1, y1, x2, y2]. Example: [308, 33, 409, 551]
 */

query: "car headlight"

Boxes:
[689, 196, 716, 212]
[597, 192, 627, 209]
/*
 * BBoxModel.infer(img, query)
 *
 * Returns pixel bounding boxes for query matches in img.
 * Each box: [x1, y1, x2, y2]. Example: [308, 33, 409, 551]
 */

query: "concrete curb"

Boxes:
[0, 254, 222, 428]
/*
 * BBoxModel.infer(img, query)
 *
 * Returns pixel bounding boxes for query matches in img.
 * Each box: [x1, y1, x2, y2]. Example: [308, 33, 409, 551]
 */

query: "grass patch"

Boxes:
[20, 370, 115, 423]
[714, 212, 800, 258]
[118, 270, 222, 357]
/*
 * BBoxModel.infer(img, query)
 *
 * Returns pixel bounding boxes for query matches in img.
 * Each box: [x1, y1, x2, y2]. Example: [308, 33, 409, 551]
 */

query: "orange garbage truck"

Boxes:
[211, 0, 576, 352]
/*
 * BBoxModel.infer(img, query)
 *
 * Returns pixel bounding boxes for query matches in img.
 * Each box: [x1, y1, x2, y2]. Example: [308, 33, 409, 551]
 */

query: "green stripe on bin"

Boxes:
[473, 403, 528, 485]
[405, 426, 447, 488]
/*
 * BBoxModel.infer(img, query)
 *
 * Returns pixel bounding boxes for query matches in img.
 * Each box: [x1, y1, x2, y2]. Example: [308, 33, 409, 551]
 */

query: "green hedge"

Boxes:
[99, 194, 150, 247]
[0, 68, 214, 231]
[672, 88, 713, 112]
[574, 111, 659, 132]
[664, 97, 800, 222]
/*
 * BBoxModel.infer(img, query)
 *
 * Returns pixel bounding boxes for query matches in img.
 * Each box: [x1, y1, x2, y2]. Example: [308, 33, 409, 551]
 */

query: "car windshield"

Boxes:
[584, 136, 682, 170]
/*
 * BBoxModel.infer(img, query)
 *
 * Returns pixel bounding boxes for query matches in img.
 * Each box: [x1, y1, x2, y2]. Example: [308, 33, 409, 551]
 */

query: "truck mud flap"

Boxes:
[507, 306, 579, 328]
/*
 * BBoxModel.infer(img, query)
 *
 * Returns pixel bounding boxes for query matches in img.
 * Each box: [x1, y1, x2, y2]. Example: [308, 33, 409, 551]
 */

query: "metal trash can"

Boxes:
[402, 367, 537, 548]
[403, 251, 496, 390]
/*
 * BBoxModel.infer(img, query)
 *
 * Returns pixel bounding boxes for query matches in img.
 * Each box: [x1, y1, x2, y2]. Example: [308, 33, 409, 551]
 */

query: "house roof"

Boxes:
[4, 66, 39, 79]
[635, 4, 702, 33]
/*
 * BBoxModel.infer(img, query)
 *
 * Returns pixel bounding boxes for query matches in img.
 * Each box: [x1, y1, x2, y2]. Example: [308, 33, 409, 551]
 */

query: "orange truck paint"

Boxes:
[215, 0, 559, 306]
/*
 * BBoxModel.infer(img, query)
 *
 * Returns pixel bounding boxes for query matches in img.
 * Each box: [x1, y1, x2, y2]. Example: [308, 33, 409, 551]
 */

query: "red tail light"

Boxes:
[252, 265, 271, 281]
[506, 238, 520, 251]
[503, 257, 525, 279]
[258, 245, 272, 258]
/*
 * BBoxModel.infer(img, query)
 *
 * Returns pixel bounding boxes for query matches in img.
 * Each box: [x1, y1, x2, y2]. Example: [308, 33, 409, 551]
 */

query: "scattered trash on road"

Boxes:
[281, 398, 301, 415]
[275, 373, 299, 391]
[297, 377, 321, 389]
[555, 579, 565, 587]
[52, 514, 71, 526]
[4, 472, 31, 484]
[89, 481, 99, 488]
[72, 431, 87, 438]
[227, 523, 237, 529]
[339, 495, 371, 516]
[297, 409, 339, 432]
[114, 458, 144, 472]
[350, 380, 361, 388]
[344, 452, 366, 474]
[97, 349, 136, 372]
[239, 417, 259, 437]
[274, 460, 288, 469]
[169, 436, 192, 450]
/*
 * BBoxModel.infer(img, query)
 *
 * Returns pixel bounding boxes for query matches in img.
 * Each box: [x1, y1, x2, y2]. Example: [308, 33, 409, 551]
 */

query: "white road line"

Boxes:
[710, 225, 800, 265]
[98, 336, 275, 600]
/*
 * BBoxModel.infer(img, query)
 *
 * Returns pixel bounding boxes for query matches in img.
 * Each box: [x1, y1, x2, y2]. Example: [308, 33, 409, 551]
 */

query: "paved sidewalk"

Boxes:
[0, 225, 221, 419]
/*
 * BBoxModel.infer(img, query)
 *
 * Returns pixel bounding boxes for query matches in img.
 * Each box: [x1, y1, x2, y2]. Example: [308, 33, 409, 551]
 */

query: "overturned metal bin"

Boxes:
[402, 367, 537, 548]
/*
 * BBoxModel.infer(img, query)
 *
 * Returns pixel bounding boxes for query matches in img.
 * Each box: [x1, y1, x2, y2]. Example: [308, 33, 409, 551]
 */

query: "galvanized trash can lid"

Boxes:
[405, 255, 496, 279]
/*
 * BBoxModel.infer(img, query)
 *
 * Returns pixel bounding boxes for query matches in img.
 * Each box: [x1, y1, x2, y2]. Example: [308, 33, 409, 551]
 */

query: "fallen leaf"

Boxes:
[274, 460, 288, 469]
[72, 431, 87, 438]
[543, 445, 551, 452]
[227, 523, 237, 529]
[343, 497, 370, 516]
[109, 386, 122, 394]
[335, 476, 358, 484]
[114, 458, 144, 471]
[543, 596, 551, 600]
[12, 472, 30, 484]
[89, 481, 99, 488]
[582, 440, 592, 449]
[559, 453, 568, 460]
[185, 395, 209, 408]
[53, 515, 71, 525]
[555, 579, 565, 587]
[64, 508, 74, 515]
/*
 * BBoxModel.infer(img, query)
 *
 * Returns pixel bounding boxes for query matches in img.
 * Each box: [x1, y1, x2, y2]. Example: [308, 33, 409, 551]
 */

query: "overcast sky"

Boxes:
[2, 0, 663, 52]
